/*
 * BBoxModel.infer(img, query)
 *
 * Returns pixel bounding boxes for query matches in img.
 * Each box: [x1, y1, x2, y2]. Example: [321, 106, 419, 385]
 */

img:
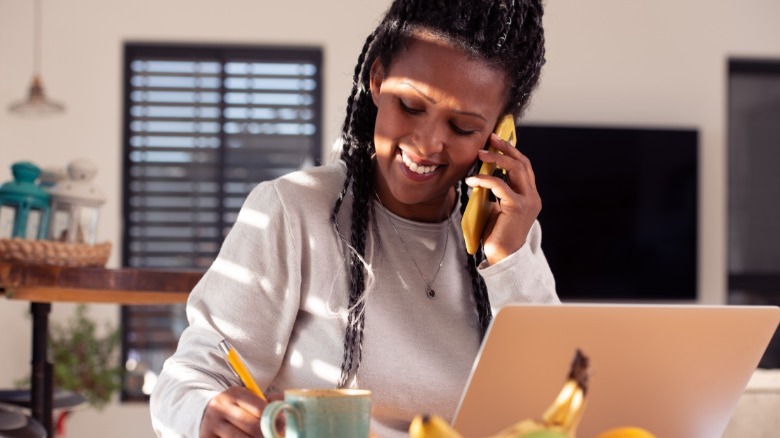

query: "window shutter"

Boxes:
[728, 59, 780, 368]
[121, 44, 322, 399]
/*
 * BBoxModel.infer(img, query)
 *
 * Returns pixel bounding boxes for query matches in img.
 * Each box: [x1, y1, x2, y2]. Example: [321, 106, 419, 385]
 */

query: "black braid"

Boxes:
[332, 0, 546, 386]
[332, 30, 377, 228]
[334, 32, 378, 387]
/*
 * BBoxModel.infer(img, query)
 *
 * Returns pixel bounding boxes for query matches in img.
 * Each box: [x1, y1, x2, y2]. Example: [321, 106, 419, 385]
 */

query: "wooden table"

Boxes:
[0, 263, 203, 437]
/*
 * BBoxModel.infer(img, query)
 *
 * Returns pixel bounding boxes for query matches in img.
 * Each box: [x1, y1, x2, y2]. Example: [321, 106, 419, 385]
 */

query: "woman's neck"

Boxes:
[373, 178, 456, 223]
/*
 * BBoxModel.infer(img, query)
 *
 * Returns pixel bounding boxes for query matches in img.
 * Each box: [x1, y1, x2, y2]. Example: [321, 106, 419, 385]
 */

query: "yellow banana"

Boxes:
[409, 414, 463, 438]
[541, 379, 579, 426]
[595, 426, 657, 438]
[487, 349, 590, 438]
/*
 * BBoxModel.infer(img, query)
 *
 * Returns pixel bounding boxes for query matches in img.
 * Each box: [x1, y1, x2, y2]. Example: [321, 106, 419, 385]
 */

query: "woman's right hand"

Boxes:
[200, 387, 269, 437]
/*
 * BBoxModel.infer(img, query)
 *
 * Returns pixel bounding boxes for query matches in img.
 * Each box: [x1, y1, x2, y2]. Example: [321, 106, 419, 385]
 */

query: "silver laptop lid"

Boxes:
[452, 304, 780, 438]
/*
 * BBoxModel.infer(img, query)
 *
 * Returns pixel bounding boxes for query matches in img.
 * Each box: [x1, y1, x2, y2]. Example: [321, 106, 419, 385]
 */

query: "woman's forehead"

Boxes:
[384, 34, 507, 106]
[386, 30, 508, 98]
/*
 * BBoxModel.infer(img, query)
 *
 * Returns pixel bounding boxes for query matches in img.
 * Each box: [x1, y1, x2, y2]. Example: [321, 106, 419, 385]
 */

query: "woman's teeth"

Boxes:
[401, 152, 438, 175]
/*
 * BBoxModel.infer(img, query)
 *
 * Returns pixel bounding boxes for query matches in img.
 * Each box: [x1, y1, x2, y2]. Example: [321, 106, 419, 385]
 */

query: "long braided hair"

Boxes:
[331, 0, 546, 387]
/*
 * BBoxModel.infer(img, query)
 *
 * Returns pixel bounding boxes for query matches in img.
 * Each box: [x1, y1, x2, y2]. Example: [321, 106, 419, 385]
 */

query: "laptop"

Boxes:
[451, 304, 780, 438]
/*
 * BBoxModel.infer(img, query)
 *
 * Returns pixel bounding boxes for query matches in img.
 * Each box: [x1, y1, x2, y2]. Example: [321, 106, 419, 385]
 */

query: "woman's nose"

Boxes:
[412, 121, 446, 156]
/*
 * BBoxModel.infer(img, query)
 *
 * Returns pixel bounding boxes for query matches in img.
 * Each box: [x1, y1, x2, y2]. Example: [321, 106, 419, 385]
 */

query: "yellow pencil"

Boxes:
[218, 339, 267, 402]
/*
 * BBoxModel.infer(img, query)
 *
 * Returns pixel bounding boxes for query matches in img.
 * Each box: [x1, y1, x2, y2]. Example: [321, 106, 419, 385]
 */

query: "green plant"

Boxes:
[18, 304, 121, 410]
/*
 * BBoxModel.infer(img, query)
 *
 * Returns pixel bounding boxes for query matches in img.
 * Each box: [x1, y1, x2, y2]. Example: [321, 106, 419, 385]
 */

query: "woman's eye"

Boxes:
[450, 122, 476, 136]
[399, 100, 423, 115]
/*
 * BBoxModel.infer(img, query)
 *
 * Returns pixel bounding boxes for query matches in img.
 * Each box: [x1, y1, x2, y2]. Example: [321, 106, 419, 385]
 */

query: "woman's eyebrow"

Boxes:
[399, 81, 487, 121]
[400, 81, 438, 104]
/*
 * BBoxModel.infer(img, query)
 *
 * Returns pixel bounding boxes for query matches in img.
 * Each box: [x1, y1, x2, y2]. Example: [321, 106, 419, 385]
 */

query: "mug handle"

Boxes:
[261, 401, 303, 438]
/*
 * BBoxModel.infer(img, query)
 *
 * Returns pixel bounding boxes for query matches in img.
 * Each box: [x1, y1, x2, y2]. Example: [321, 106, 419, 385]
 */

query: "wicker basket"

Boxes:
[0, 238, 111, 267]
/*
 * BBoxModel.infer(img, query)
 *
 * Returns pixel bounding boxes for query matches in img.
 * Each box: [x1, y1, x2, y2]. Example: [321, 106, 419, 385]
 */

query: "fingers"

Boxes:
[475, 154, 534, 200]
[201, 387, 266, 438]
[232, 388, 266, 418]
[481, 133, 537, 192]
[465, 171, 512, 204]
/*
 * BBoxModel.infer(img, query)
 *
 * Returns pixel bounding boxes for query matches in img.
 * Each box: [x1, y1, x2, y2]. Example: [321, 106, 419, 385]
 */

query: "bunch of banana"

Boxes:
[486, 349, 590, 438]
[408, 349, 590, 438]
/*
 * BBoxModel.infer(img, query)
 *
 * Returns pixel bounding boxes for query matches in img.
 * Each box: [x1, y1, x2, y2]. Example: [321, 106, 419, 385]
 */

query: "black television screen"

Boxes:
[518, 124, 698, 301]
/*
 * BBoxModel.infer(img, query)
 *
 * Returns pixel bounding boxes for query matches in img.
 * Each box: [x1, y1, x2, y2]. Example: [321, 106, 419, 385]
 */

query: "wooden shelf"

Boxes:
[0, 263, 202, 304]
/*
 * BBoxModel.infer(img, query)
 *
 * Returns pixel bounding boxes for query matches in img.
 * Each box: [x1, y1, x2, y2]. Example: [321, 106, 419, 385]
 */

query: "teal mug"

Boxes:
[260, 388, 371, 438]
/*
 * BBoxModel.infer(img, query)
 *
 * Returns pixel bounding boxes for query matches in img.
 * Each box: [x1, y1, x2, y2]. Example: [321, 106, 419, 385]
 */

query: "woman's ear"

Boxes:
[369, 60, 384, 107]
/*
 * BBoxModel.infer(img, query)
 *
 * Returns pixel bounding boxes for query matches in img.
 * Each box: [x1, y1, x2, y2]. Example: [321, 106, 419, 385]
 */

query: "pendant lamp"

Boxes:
[8, 0, 65, 116]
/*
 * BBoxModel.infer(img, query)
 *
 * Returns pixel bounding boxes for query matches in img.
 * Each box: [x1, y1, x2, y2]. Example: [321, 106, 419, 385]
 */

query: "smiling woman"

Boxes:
[150, 1, 558, 437]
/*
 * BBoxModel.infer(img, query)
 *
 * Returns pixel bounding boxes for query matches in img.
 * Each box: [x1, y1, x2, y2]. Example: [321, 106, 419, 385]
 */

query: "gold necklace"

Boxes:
[374, 194, 451, 299]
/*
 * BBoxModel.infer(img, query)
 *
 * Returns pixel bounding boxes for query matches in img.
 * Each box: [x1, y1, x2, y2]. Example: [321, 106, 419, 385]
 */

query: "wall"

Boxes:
[1, 0, 779, 436]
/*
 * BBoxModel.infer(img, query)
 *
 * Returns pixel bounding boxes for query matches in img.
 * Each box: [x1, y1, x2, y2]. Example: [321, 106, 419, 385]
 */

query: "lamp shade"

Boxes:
[8, 76, 65, 116]
[48, 159, 105, 244]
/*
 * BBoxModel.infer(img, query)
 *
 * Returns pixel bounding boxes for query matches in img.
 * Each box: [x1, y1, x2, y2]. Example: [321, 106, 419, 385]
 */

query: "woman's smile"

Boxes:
[398, 149, 443, 177]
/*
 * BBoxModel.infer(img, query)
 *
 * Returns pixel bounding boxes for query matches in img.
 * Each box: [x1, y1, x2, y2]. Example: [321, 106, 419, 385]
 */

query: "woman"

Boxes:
[150, 1, 558, 436]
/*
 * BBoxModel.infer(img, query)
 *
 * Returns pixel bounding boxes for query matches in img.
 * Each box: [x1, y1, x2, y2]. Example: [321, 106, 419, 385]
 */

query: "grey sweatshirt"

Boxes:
[150, 162, 559, 437]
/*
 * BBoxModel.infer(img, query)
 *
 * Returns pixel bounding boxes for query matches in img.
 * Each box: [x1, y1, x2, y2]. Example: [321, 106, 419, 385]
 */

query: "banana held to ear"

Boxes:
[488, 349, 590, 438]
[409, 414, 463, 438]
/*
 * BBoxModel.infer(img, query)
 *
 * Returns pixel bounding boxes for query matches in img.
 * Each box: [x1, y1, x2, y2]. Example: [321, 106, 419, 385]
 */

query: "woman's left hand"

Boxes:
[465, 132, 542, 265]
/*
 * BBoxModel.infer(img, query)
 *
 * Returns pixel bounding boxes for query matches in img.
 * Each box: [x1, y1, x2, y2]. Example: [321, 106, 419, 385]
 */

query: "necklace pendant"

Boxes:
[426, 288, 436, 299]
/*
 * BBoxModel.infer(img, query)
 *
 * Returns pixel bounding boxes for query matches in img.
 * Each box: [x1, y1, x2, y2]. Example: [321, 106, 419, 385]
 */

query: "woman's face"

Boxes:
[370, 34, 508, 222]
